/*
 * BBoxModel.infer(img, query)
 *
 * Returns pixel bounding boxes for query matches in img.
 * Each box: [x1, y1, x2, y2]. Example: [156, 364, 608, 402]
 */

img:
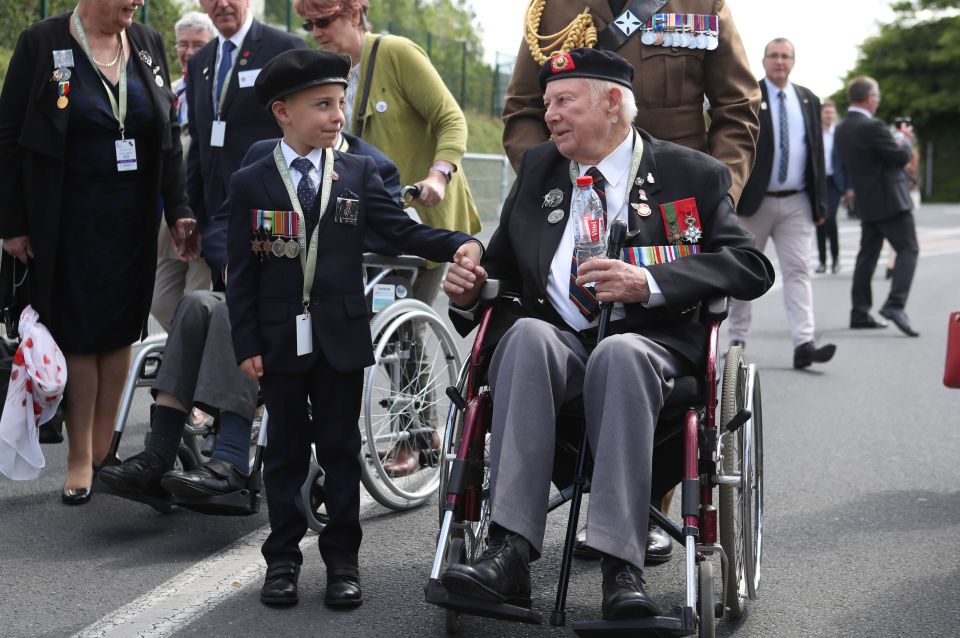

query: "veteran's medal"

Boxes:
[272, 238, 286, 258]
[155, 75, 164, 87]
[683, 216, 703, 243]
[284, 240, 300, 258]
[542, 188, 563, 208]
[547, 209, 564, 224]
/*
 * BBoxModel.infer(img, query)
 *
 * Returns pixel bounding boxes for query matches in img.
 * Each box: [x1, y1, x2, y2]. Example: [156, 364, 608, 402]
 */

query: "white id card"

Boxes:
[237, 69, 261, 88]
[115, 139, 138, 172]
[371, 284, 396, 313]
[296, 312, 313, 356]
[210, 120, 227, 147]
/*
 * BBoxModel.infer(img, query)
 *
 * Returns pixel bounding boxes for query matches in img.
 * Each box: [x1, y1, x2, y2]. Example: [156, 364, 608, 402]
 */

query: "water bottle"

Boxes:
[571, 176, 606, 287]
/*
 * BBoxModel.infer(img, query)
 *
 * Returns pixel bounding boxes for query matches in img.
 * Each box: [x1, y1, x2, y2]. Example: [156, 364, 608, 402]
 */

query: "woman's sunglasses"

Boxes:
[302, 15, 339, 31]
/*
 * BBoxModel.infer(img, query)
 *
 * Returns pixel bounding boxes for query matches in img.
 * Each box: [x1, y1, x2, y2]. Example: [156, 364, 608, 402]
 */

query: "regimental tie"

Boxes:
[291, 157, 317, 213]
[777, 89, 789, 184]
[569, 166, 607, 321]
[214, 40, 236, 111]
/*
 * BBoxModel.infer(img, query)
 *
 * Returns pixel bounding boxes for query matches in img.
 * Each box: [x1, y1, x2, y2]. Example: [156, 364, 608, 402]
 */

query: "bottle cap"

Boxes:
[576, 176, 594, 187]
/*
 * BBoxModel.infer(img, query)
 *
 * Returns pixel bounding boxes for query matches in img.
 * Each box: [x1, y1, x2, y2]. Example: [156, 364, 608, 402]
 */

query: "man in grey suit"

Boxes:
[440, 48, 773, 620]
[835, 76, 919, 336]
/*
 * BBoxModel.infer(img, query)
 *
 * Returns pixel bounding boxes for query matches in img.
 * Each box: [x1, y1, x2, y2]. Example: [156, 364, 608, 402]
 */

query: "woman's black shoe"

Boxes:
[61, 486, 92, 505]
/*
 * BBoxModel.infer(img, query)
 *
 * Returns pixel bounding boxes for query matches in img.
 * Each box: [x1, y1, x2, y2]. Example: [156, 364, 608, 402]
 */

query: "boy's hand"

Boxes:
[240, 356, 263, 381]
[3, 235, 32, 264]
[444, 242, 486, 308]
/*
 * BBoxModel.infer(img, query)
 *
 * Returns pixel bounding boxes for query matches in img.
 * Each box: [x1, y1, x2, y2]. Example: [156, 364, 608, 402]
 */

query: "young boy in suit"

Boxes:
[225, 49, 482, 608]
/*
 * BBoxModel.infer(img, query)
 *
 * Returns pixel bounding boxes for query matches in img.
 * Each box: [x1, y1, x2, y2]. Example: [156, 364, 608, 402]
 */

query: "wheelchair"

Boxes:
[94, 334, 269, 516]
[425, 281, 764, 637]
[300, 251, 462, 531]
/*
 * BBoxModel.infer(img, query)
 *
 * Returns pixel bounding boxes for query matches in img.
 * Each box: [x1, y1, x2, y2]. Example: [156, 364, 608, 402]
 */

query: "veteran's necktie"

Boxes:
[777, 89, 789, 184]
[291, 157, 317, 213]
[569, 167, 608, 321]
[214, 40, 236, 112]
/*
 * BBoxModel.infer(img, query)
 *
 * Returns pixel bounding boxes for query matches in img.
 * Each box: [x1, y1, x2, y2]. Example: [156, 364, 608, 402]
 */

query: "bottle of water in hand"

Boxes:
[572, 176, 606, 287]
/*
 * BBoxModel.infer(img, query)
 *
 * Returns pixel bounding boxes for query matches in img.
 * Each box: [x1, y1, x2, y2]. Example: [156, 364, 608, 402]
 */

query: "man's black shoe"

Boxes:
[441, 530, 532, 607]
[850, 314, 887, 329]
[644, 524, 673, 564]
[260, 562, 299, 607]
[600, 555, 661, 620]
[97, 451, 170, 499]
[324, 568, 363, 608]
[879, 307, 919, 337]
[160, 459, 248, 497]
[793, 341, 837, 369]
[814, 263, 827, 274]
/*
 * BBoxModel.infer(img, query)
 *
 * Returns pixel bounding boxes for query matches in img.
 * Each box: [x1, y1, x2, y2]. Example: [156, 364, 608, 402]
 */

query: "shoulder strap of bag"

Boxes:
[596, 0, 670, 51]
[354, 35, 383, 140]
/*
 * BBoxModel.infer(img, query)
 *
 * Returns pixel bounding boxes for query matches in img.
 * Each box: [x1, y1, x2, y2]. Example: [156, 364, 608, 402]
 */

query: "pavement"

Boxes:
[2, 203, 959, 638]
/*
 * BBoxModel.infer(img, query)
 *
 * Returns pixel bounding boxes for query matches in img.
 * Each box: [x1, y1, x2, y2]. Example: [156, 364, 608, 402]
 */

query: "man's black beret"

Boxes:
[537, 47, 635, 92]
[255, 48, 351, 107]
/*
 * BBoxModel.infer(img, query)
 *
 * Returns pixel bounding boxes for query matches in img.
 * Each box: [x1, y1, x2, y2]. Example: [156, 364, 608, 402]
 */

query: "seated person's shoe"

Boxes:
[644, 524, 673, 564]
[160, 459, 248, 497]
[793, 341, 837, 369]
[879, 307, 919, 337]
[97, 451, 170, 499]
[850, 314, 887, 329]
[600, 555, 661, 620]
[260, 561, 299, 607]
[573, 527, 601, 559]
[442, 528, 532, 607]
[382, 446, 419, 477]
[324, 567, 363, 608]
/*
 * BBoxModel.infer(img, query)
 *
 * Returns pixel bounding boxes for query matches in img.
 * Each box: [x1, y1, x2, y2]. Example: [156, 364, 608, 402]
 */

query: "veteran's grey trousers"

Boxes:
[153, 291, 259, 421]
[488, 318, 685, 570]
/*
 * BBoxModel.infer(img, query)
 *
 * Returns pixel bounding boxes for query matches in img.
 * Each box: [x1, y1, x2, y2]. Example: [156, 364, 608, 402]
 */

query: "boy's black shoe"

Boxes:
[600, 555, 660, 620]
[441, 529, 532, 607]
[324, 567, 363, 608]
[98, 451, 170, 499]
[260, 562, 300, 607]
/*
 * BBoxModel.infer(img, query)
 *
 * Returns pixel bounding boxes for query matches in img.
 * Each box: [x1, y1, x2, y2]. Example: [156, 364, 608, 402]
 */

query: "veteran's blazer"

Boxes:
[225, 149, 473, 375]
[0, 12, 192, 331]
[455, 128, 774, 369]
[185, 20, 305, 230]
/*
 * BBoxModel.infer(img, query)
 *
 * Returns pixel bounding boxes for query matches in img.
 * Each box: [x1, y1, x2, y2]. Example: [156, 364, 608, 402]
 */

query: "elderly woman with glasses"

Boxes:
[294, 0, 481, 475]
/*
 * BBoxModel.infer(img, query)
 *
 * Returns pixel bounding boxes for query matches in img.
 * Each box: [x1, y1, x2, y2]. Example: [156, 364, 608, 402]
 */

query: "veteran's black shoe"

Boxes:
[850, 314, 888, 329]
[160, 459, 248, 498]
[644, 524, 673, 564]
[441, 530, 532, 607]
[879, 307, 920, 337]
[324, 568, 363, 608]
[793, 341, 837, 369]
[260, 562, 299, 607]
[600, 555, 661, 620]
[98, 451, 170, 499]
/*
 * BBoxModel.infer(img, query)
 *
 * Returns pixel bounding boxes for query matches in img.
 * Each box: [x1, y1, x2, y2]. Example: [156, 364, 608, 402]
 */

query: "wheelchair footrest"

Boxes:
[425, 579, 543, 625]
[573, 606, 696, 638]
[94, 477, 178, 514]
[170, 488, 261, 516]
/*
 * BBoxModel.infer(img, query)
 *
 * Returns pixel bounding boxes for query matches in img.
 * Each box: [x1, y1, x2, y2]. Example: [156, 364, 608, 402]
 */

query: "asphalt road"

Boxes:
[2, 204, 959, 638]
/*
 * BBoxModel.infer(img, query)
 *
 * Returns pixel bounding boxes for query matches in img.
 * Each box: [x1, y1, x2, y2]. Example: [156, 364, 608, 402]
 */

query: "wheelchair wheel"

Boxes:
[361, 300, 461, 510]
[718, 347, 764, 618]
[697, 560, 716, 638]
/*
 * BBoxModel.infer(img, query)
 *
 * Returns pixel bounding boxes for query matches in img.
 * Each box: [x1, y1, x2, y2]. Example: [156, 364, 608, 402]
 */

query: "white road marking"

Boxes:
[71, 492, 380, 638]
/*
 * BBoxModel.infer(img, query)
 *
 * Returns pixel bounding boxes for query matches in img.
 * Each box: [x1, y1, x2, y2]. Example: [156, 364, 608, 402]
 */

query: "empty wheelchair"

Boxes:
[425, 281, 763, 637]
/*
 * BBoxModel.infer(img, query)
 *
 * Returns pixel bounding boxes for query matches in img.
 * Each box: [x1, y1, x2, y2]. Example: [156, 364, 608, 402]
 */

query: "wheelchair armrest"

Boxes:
[702, 296, 729, 323]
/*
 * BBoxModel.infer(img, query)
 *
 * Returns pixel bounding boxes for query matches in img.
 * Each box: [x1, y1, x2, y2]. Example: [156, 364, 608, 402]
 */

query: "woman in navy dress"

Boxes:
[0, 0, 197, 503]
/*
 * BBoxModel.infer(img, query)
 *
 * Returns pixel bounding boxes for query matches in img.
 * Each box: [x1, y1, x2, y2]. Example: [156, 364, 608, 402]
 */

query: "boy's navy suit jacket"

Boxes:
[226, 150, 472, 374]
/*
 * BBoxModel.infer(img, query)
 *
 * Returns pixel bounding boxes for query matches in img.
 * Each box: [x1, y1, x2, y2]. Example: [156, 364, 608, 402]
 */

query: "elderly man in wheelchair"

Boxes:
[439, 48, 774, 625]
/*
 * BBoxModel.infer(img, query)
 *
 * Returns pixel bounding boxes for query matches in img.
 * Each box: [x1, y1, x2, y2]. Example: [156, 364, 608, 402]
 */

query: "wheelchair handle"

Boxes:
[401, 184, 421, 202]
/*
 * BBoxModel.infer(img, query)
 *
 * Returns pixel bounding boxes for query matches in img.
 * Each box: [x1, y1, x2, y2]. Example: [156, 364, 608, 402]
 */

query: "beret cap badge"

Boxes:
[551, 52, 575, 74]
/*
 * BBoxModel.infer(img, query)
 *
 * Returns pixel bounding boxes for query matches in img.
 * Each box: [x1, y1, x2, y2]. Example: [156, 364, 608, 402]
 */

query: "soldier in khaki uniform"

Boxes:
[503, 0, 760, 206]
[502, 0, 761, 562]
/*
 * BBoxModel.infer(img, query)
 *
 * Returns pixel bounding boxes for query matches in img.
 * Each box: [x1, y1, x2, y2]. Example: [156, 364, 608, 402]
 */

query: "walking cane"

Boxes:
[551, 219, 631, 626]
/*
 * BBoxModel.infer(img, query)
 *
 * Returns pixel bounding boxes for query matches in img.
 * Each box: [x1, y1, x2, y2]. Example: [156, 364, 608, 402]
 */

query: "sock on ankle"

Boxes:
[145, 405, 188, 468]
[211, 411, 251, 474]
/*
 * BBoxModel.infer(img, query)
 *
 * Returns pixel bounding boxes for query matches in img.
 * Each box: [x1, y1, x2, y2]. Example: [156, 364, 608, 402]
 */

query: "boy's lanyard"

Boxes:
[272, 144, 335, 311]
[72, 11, 127, 138]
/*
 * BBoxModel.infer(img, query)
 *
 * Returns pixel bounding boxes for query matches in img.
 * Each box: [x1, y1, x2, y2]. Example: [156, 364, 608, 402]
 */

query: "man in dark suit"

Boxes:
[186, 0, 305, 236]
[816, 100, 845, 274]
[730, 38, 836, 369]
[835, 76, 919, 336]
[441, 48, 773, 620]
[225, 49, 480, 608]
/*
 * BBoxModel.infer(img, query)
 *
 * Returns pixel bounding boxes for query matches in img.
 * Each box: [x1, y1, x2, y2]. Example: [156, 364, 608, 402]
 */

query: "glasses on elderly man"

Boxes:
[302, 14, 339, 31]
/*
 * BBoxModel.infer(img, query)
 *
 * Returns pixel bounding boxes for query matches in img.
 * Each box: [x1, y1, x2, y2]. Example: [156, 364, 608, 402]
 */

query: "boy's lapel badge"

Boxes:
[335, 189, 360, 225]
